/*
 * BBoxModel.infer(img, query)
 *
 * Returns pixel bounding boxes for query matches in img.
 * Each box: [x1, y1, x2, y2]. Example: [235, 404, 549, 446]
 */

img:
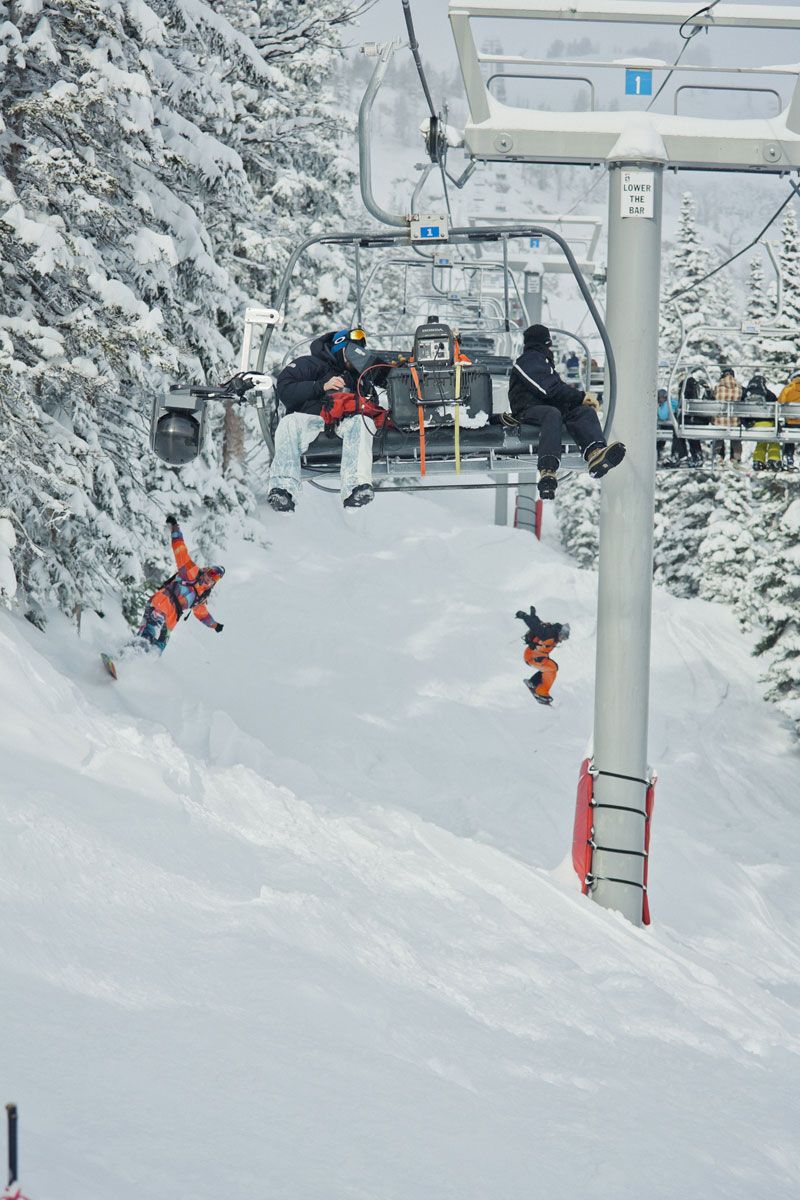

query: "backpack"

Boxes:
[158, 571, 214, 622]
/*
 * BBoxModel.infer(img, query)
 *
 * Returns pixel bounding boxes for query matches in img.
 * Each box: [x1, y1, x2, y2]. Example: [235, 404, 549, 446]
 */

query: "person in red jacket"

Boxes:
[516, 606, 570, 705]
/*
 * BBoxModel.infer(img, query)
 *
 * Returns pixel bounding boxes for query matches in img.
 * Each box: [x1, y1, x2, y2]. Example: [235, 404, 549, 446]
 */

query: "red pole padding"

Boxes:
[641, 775, 657, 926]
[534, 498, 543, 540]
[572, 758, 594, 894]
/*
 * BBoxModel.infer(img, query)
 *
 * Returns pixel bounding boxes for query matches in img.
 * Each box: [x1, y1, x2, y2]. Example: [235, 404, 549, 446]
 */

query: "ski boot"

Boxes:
[752, 461, 766, 471]
[585, 441, 626, 479]
[524, 678, 553, 705]
[537, 469, 558, 501]
[343, 484, 374, 508]
[268, 488, 295, 513]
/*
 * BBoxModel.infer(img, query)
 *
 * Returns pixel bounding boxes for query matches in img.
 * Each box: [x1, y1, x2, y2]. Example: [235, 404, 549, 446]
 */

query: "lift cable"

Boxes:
[400, 0, 436, 120]
[646, 1, 722, 113]
[668, 179, 800, 303]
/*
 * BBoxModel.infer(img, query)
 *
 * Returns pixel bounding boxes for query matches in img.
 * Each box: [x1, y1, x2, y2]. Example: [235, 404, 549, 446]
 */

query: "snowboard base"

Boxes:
[101, 653, 118, 680]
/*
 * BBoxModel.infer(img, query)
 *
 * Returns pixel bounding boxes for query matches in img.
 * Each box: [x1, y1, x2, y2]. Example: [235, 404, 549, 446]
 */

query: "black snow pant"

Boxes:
[515, 402, 604, 468]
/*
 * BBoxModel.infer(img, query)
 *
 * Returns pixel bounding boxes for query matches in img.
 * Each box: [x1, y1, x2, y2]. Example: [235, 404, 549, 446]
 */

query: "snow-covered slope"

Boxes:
[2, 489, 800, 1199]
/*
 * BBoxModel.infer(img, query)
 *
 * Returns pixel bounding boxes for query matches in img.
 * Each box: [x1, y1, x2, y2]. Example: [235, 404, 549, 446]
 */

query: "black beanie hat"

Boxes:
[524, 324, 552, 347]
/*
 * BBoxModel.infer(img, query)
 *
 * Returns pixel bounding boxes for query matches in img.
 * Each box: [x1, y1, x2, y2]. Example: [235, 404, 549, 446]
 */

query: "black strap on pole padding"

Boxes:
[593, 767, 650, 788]
[590, 800, 648, 819]
[7, 1103, 18, 1186]
[591, 843, 648, 859]
[587, 875, 647, 892]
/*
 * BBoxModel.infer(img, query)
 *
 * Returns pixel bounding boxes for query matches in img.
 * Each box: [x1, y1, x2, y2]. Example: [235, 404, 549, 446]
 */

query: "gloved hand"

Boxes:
[166, 515, 179, 528]
[214, 623, 224, 633]
[582, 392, 600, 411]
[559, 623, 571, 642]
[515, 610, 527, 620]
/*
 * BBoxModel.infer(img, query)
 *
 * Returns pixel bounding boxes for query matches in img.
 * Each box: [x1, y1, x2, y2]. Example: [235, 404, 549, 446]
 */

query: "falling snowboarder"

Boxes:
[101, 517, 224, 678]
[516, 606, 570, 706]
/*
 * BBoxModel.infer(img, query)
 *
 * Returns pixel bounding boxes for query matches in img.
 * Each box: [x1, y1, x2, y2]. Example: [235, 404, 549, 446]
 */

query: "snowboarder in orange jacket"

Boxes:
[516, 606, 570, 706]
[102, 518, 224, 677]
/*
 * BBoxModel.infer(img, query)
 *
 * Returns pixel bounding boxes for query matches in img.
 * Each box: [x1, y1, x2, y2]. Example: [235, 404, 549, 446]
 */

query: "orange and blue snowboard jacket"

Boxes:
[150, 528, 224, 631]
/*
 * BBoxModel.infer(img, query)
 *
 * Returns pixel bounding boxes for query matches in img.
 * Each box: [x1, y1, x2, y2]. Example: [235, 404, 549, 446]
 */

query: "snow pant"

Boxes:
[671, 433, 703, 462]
[524, 645, 557, 698]
[711, 418, 741, 462]
[514, 401, 603, 468]
[269, 411, 376, 503]
[119, 603, 170, 660]
[752, 421, 781, 466]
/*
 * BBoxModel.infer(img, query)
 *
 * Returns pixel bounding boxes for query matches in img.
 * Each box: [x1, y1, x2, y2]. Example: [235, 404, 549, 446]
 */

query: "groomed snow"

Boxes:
[2, 488, 799, 1198]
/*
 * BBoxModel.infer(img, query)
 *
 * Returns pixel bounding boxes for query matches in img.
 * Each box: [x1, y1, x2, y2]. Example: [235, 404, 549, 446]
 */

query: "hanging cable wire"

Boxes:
[668, 180, 800, 302]
[401, 0, 437, 120]
[647, 1, 722, 112]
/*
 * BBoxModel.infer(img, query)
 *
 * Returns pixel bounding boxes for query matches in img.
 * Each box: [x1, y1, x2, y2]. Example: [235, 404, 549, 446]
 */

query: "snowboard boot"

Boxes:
[752, 460, 766, 471]
[537, 469, 558, 501]
[585, 440, 626, 479]
[524, 678, 553, 705]
[343, 484, 374, 509]
[268, 488, 295, 513]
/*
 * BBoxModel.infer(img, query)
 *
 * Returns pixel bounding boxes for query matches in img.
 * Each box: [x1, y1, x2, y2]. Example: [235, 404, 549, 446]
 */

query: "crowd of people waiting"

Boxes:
[657, 364, 800, 471]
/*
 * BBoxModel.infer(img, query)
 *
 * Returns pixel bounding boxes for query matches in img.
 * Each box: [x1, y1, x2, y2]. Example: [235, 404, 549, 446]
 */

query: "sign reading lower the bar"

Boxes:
[620, 169, 655, 218]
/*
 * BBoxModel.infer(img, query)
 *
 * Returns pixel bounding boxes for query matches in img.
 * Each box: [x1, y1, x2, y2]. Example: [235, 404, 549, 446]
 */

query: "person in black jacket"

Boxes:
[506, 324, 625, 499]
[268, 328, 389, 511]
[515, 606, 570, 705]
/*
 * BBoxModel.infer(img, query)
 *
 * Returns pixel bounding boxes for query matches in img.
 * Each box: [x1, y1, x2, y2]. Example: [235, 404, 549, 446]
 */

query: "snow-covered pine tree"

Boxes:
[749, 490, 800, 733]
[0, 0, 362, 617]
[661, 190, 742, 379]
[554, 472, 600, 569]
[653, 467, 721, 598]
[220, 0, 366, 334]
[762, 205, 800, 381]
[697, 471, 755, 623]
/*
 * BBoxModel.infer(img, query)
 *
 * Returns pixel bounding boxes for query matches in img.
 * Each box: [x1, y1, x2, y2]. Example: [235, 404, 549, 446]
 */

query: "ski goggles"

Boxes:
[332, 327, 367, 353]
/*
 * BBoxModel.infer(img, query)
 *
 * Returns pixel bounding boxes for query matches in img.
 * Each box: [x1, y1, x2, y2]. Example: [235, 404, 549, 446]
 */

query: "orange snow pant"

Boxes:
[524, 644, 558, 698]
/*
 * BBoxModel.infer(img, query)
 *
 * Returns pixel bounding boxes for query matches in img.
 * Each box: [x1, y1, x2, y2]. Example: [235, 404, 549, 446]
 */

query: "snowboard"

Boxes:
[524, 678, 552, 705]
[100, 653, 118, 680]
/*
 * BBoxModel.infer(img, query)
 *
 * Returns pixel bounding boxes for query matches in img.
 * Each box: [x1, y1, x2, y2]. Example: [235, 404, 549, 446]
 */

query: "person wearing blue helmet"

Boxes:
[268, 327, 390, 512]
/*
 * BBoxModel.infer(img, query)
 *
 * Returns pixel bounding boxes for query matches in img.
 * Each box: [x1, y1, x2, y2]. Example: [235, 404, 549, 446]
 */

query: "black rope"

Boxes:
[587, 875, 647, 892]
[591, 801, 648, 819]
[590, 844, 648, 859]
[593, 768, 650, 788]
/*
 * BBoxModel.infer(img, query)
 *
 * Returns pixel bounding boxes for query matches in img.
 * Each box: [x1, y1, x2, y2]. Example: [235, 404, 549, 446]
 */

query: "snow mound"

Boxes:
[2, 488, 799, 1199]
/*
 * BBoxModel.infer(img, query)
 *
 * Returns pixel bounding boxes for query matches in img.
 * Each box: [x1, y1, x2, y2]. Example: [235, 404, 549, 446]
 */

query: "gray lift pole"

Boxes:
[591, 159, 663, 923]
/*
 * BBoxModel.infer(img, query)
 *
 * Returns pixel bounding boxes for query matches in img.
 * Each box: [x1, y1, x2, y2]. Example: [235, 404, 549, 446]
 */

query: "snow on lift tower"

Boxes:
[448, 0, 800, 927]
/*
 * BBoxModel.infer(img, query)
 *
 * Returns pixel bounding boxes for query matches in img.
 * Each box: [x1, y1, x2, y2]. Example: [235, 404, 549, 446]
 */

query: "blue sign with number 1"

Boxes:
[625, 69, 653, 97]
[420, 226, 441, 239]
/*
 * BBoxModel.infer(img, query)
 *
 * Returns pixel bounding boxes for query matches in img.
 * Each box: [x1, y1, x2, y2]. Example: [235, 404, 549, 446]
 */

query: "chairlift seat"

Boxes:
[300, 418, 584, 474]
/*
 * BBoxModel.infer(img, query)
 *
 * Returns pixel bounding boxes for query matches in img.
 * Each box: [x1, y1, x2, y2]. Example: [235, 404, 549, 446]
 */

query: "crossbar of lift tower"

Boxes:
[450, 1, 800, 171]
[450, 1, 800, 28]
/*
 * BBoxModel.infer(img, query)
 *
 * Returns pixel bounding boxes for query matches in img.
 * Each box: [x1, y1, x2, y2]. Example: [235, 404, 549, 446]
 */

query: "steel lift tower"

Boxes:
[449, 0, 800, 924]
